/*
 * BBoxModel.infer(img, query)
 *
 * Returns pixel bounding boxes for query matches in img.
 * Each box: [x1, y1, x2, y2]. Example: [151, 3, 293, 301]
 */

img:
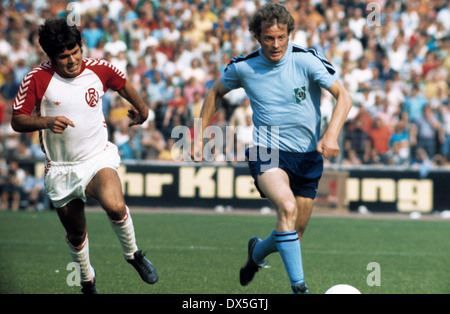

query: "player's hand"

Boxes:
[48, 116, 75, 134]
[317, 135, 340, 159]
[127, 108, 148, 126]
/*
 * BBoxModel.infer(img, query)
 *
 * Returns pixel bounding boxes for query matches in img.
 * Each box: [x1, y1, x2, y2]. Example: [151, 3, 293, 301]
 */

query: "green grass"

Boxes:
[0, 210, 449, 294]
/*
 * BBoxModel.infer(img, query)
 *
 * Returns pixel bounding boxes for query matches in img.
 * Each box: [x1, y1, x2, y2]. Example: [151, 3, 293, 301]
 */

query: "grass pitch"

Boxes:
[0, 209, 448, 294]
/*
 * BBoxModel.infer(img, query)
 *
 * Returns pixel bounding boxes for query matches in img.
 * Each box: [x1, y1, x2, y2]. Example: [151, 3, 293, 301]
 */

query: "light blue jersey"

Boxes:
[222, 41, 337, 153]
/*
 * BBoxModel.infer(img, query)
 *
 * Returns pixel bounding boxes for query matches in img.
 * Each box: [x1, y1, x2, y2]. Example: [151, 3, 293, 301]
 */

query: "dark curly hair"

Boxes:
[38, 18, 82, 60]
[249, 3, 295, 39]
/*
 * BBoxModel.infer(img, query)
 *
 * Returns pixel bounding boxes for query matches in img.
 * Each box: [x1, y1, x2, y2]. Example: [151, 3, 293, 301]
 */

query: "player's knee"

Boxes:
[280, 199, 297, 214]
[277, 200, 297, 222]
[67, 231, 87, 248]
[104, 201, 127, 221]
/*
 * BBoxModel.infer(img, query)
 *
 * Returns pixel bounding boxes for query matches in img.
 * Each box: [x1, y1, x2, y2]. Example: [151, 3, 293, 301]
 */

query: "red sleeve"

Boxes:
[13, 63, 53, 116]
[85, 59, 126, 92]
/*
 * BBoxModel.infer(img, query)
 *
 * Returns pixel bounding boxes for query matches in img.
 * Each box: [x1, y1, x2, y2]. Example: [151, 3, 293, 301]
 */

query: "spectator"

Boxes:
[344, 118, 371, 163]
[428, 84, 448, 111]
[229, 97, 253, 129]
[421, 51, 439, 79]
[437, 2, 450, 31]
[412, 105, 441, 159]
[145, 72, 167, 130]
[163, 21, 181, 43]
[134, 56, 148, 78]
[1, 160, 25, 211]
[411, 148, 433, 178]
[369, 117, 393, 164]
[183, 77, 205, 107]
[13, 141, 32, 160]
[113, 119, 131, 147]
[211, 108, 229, 159]
[389, 120, 410, 149]
[118, 127, 142, 161]
[400, 50, 423, 80]
[13, 58, 30, 86]
[1, 121, 21, 158]
[82, 19, 104, 50]
[425, 68, 448, 104]
[192, 3, 216, 39]
[108, 97, 130, 130]
[191, 90, 204, 120]
[182, 58, 206, 84]
[21, 169, 38, 209]
[338, 31, 363, 62]
[387, 36, 408, 73]
[9, 36, 29, 66]
[354, 85, 376, 115]
[402, 85, 428, 123]
[111, 51, 128, 76]
[384, 80, 405, 115]
[439, 104, 450, 162]
[348, 7, 366, 39]
[145, 58, 166, 84]
[29, 131, 45, 160]
[28, 175, 50, 211]
[88, 38, 106, 59]
[352, 104, 373, 134]
[387, 142, 409, 166]
[141, 120, 166, 160]
[163, 86, 188, 129]
[175, 41, 195, 73]
[158, 138, 184, 162]
[342, 149, 362, 166]
[350, 57, 373, 91]
[375, 96, 399, 131]
[235, 115, 253, 161]
[126, 38, 142, 68]
[104, 30, 127, 58]
[0, 31, 12, 57]
[0, 70, 20, 101]
[378, 56, 395, 82]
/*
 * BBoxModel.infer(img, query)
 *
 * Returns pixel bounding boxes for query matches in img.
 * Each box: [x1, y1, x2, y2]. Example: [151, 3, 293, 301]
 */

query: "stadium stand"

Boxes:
[0, 0, 449, 210]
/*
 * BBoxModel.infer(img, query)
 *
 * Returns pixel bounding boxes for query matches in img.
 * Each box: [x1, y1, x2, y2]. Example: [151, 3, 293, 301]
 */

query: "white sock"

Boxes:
[66, 235, 95, 282]
[109, 206, 138, 260]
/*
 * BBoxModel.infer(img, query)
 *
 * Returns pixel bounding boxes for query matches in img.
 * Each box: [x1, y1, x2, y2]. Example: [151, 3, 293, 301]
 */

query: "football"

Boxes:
[325, 284, 361, 294]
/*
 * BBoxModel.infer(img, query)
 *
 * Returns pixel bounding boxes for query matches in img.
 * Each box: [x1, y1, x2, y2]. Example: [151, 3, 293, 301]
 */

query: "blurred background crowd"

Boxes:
[0, 0, 449, 210]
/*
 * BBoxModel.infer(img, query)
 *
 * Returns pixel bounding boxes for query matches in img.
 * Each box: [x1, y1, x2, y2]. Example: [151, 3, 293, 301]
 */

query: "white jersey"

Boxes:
[13, 58, 126, 162]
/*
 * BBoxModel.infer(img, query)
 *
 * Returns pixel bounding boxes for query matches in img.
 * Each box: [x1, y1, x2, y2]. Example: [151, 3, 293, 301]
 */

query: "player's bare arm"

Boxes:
[192, 78, 230, 161]
[11, 114, 75, 134]
[117, 80, 149, 126]
[317, 80, 352, 159]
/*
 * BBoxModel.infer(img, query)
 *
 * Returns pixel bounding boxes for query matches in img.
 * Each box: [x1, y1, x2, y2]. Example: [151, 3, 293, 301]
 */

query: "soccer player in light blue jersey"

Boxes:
[193, 3, 352, 294]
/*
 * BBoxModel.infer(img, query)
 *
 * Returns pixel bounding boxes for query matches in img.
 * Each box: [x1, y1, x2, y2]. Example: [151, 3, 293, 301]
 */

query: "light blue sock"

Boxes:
[275, 230, 304, 286]
[252, 229, 278, 266]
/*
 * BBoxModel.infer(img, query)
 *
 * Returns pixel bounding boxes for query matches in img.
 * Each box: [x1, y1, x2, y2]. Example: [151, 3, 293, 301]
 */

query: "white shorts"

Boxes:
[44, 142, 121, 208]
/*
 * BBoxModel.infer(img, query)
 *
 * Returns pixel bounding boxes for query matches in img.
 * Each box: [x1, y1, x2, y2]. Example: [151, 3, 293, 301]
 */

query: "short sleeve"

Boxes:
[86, 59, 126, 92]
[13, 65, 53, 116]
[305, 49, 337, 90]
[221, 62, 243, 91]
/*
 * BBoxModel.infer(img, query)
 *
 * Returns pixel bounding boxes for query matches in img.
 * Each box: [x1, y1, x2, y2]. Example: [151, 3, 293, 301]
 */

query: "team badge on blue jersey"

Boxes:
[294, 86, 306, 104]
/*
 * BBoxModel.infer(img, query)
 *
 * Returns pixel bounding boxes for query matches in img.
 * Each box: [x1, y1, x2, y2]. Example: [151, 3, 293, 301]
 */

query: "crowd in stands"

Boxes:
[0, 0, 449, 209]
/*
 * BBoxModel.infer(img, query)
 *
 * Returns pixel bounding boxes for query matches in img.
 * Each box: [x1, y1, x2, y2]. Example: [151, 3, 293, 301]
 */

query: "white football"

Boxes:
[325, 284, 361, 294]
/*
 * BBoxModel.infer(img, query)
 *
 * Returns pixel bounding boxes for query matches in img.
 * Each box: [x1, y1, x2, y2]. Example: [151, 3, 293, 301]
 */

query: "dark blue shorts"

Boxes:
[246, 147, 323, 199]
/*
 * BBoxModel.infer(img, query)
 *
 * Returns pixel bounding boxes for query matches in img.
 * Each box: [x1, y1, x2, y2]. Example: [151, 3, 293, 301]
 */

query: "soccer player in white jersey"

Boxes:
[193, 3, 352, 294]
[11, 18, 158, 293]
